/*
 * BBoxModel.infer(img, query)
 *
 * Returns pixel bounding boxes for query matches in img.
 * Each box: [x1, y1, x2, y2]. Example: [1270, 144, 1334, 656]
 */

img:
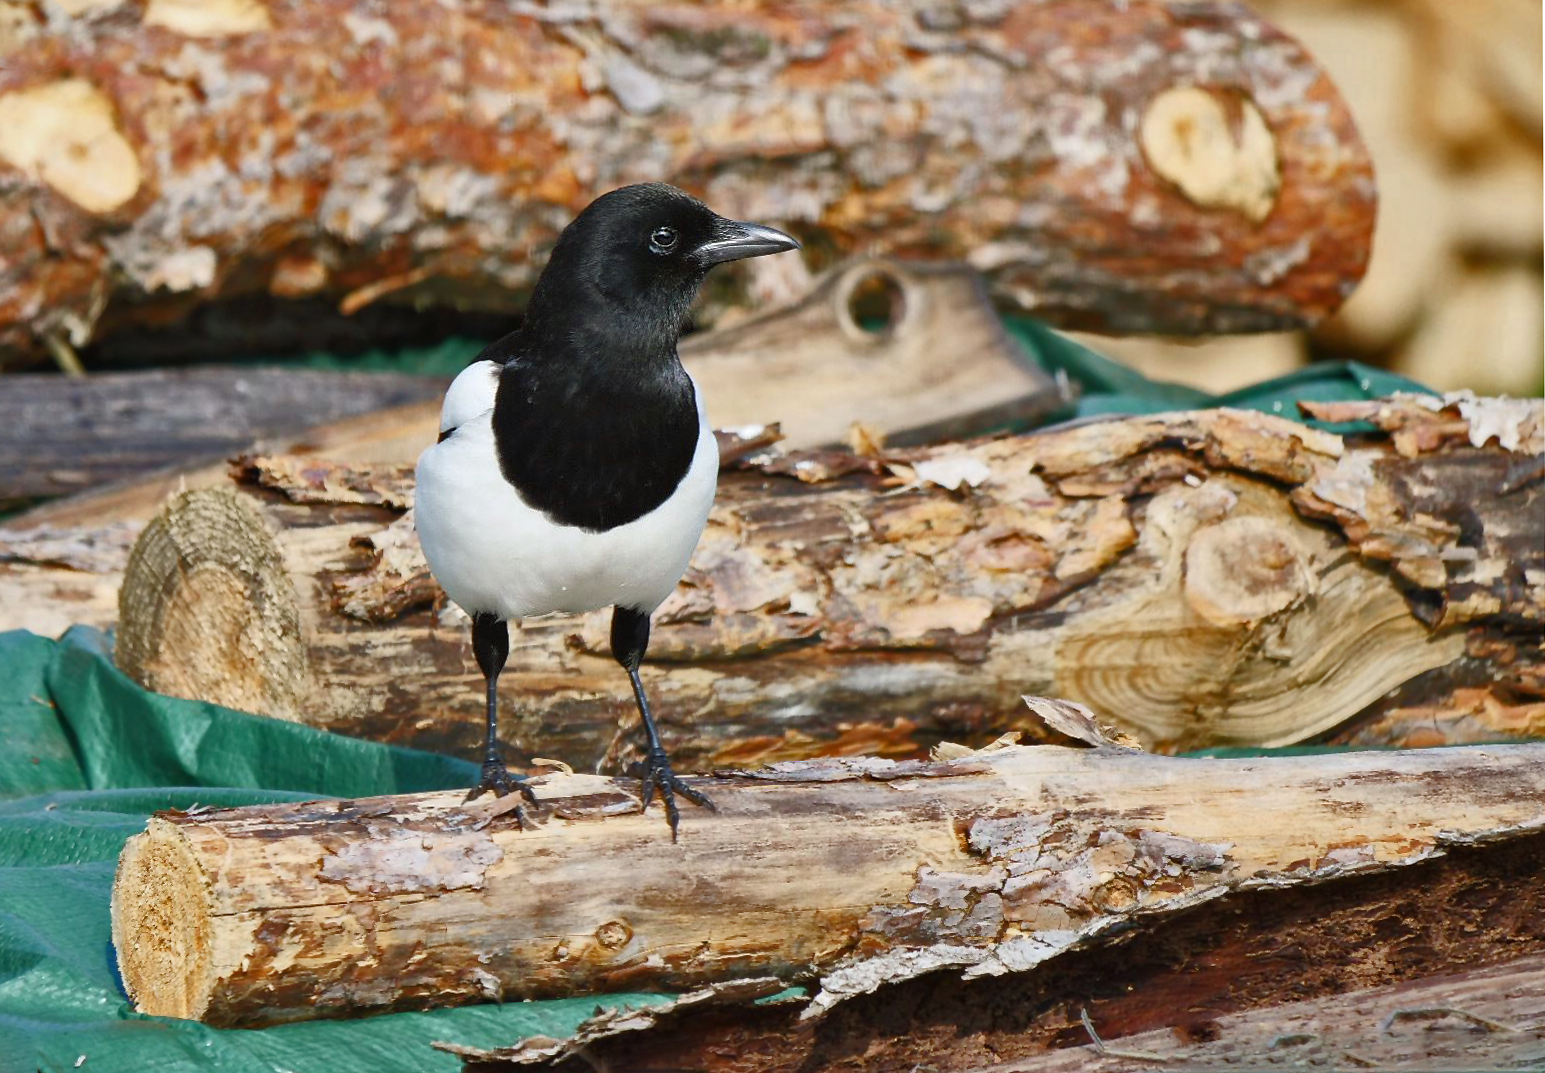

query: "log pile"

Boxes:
[109, 732, 1545, 1030]
[0, 0, 1375, 368]
[1272, 0, 1543, 397]
[80, 393, 1542, 769]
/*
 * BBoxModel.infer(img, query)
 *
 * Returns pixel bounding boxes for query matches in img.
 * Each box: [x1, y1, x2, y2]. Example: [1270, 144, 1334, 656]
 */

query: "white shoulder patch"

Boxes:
[440, 360, 500, 434]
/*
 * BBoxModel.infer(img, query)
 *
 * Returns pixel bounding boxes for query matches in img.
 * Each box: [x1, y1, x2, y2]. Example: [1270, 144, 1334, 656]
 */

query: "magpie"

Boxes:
[415, 183, 800, 839]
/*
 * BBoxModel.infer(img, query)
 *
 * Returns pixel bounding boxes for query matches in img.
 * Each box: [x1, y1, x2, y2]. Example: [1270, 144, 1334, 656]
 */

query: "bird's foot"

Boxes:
[629, 747, 716, 842]
[464, 757, 541, 829]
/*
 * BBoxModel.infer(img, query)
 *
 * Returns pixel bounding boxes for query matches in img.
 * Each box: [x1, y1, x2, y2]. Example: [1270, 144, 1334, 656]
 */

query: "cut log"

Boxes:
[0, 0, 1374, 365]
[109, 738, 1545, 1028]
[103, 395, 1545, 768]
[0, 367, 448, 502]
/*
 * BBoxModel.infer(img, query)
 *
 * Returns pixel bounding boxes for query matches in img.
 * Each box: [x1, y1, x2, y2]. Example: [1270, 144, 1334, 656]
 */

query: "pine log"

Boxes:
[103, 395, 1545, 767]
[0, 0, 1374, 366]
[0, 367, 448, 502]
[109, 738, 1545, 1028]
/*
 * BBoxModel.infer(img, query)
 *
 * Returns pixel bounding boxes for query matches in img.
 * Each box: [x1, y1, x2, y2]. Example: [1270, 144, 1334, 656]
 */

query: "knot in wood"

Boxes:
[1183, 516, 1312, 626]
[1140, 86, 1279, 223]
[594, 920, 633, 950]
[0, 79, 143, 213]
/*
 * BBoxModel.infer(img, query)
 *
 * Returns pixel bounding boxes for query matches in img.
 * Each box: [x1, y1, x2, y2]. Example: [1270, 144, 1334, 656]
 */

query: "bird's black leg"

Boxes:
[612, 605, 715, 841]
[465, 613, 539, 820]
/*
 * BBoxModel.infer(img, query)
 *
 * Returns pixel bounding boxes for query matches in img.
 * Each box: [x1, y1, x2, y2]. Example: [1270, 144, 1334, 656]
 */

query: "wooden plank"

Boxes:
[0, 367, 448, 500]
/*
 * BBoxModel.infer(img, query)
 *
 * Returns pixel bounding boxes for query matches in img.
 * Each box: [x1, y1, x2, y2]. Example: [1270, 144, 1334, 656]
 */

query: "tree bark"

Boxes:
[99, 395, 1545, 768]
[109, 738, 1545, 1028]
[977, 958, 1545, 1073]
[0, 0, 1373, 365]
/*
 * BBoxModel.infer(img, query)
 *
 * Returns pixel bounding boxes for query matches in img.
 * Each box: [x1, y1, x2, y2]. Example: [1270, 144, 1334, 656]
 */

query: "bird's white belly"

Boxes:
[414, 414, 717, 620]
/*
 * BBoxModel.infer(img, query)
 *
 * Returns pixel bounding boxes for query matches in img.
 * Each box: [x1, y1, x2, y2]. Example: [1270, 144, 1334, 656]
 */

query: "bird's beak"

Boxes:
[694, 219, 802, 266]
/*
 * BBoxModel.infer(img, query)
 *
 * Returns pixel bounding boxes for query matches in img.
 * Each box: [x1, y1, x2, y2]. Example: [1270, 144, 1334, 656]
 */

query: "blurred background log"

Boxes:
[0, 0, 1374, 368]
[1085, 0, 1543, 396]
[90, 394, 1544, 768]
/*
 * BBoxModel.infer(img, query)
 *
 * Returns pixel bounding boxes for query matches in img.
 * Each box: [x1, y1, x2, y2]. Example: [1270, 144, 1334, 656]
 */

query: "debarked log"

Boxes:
[0, 0, 1374, 364]
[108, 395, 1545, 768]
[109, 739, 1545, 1028]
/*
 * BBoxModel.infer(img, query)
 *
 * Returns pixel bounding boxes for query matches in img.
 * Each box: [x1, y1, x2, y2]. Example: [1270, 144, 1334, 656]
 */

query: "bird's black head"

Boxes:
[521, 183, 800, 358]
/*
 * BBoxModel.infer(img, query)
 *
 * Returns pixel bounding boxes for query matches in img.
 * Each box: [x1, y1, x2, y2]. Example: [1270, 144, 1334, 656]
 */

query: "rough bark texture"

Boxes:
[0, 367, 448, 501]
[108, 738, 1545, 1029]
[0, 0, 1374, 365]
[96, 394, 1545, 768]
[453, 838, 1545, 1071]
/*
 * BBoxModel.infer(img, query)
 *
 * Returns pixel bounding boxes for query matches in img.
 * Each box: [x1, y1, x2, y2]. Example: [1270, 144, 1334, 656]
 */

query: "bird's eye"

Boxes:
[648, 226, 679, 254]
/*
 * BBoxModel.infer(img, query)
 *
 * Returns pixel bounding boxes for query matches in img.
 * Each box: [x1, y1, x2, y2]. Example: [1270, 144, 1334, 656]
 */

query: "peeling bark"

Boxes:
[94, 394, 1545, 768]
[0, 0, 1374, 363]
[109, 739, 1545, 1028]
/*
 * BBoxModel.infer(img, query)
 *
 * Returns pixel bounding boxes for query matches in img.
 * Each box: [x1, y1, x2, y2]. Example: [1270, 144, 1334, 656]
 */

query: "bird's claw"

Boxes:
[465, 757, 541, 828]
[630, 748, 715, 842]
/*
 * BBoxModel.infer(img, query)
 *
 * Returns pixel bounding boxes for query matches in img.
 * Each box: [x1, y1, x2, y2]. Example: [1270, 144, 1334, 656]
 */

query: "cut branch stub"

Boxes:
[116, 487, 308, 721]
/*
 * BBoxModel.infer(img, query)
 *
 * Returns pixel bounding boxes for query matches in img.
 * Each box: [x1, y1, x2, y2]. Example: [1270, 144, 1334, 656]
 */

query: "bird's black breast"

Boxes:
[491, 356, 701, 533]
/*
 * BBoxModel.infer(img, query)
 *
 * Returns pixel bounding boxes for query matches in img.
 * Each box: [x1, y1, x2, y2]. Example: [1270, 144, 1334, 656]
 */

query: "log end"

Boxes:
[111, 817, 217, 1020]
[116, 487, 308, 720]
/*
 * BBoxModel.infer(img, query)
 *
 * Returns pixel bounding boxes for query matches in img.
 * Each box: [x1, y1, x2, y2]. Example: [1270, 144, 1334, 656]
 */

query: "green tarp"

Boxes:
[1003, 315, 1433, 429]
